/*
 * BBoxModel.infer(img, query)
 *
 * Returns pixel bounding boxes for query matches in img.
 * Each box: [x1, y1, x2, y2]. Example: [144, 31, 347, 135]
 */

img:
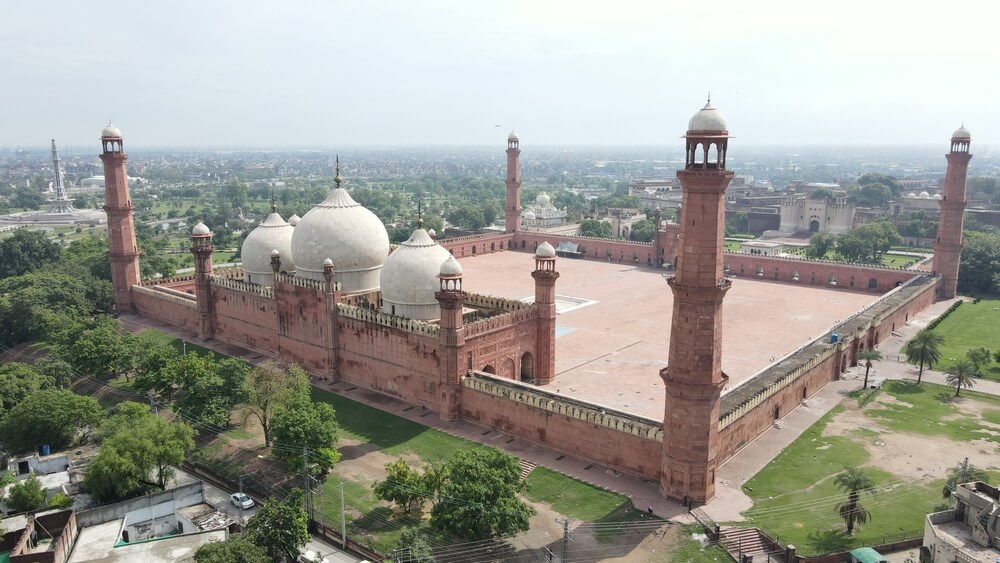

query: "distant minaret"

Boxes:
[932, 126, 972, 299]
[100, 123, 141, 311]
[47, 139, 77, 214]
[505, 132, 522, 233]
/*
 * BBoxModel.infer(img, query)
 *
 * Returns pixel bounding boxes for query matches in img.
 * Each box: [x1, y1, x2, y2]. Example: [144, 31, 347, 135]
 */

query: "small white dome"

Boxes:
[380, 229, 452, 320]
[323, 257, 334, 267]
[427, 228, 437, 237]
[101, 123, 122, 138]
[241, 212, 295, 284]
[290, 187, 390, 292]
[952, 126, 971, 140]
[508, 130, 519, 142]
[907, 192, 918, 198]
[271, 249, 280, 257]
[536, 241, 556, 258]
[522, 210, 536, 221]
[288, 214, 301, 226]
[932, 193, 942, 200]
[687, 101, 728, 133]
[439, 255, 462, 276]
[919, 191, 931, 199]
[536, 192, 551, 206]
[192, 222, 210, 236]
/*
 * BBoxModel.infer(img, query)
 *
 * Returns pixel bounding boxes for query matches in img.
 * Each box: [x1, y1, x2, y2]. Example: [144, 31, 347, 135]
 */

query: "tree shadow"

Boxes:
[887, 381, 924, 395]
[805, 529, 853, 554]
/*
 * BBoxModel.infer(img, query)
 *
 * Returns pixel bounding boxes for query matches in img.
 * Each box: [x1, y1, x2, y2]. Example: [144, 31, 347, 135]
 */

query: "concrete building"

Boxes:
[923, 481, 1000, 562]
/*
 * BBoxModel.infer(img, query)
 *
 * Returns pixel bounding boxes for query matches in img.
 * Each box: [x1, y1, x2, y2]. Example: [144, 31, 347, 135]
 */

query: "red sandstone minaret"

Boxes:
[932, 126, 972, 299]
[436, 256, 466, 420]
[100, 123, 141, 312]
[505, 132, 522, 233]
[660, 99, 734, 504]
[191, 222, 215, 340]
[531, 241, 559, 385]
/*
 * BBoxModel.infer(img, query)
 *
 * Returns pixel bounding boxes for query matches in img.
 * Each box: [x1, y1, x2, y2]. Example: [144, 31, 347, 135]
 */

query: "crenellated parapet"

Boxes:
[336, 303, 440, 337]
[464, 373, 663, 441]
[132, 285, 198, 308]
[142, 273, 196, 287]
[210, 276, 275, 298]
[464, 308, 538, 337]
[464, 293, 533, 312]
[275, 272, 334, 293]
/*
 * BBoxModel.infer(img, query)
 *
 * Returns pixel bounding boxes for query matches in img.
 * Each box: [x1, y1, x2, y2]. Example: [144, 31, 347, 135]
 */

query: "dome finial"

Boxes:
[334, 155, 342, 188]
[416, 197, 424, 228]
[706, 91, 711, 106]
[270, 190, 277, 213]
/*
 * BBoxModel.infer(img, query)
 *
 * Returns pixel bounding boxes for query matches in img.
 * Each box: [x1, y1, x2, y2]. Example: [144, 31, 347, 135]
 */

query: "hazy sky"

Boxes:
[3, 1, 997, 148]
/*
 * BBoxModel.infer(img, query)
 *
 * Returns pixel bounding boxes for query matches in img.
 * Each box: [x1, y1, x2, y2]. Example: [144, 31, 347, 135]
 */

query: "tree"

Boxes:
[834, 466, 876, 534]
[33, 357, 75, 389]
[836, 221, 902, 263]
[957, 231, 1000, 294]
[194, 536, 271, 563]
[942, 458, 989, 498]
[0, 390, 103, 452]
[580, 219, 613, 239]
[0, 229, 62, 279]
[966, 347, 992, 376]
[270, 396, 341, 476]
[6, 474, 46, 513]
[396, 528, 437, 563]
[806, 232, 836, 259]
[374, 459, 427, 513]
[11, 186, 45, 210]
[629, 219, 656, 243]
[430, 448, 534, 540]
[242, 361, 309, 447]
[905, 329, 944, 384]
[0, 363, 52, 416]
[857, 350, 882, 390]
[132, 342, 181, 396]
[244, 488, 310, 562]
[0, 269, 112, 347]
[84, 411, 196, 502]
[856, 173, 902, 197]
[62, 317, 132, 379]
[945, 360, 977, 397]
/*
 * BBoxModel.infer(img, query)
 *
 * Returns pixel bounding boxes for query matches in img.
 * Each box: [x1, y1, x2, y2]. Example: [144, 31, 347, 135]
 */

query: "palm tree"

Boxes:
[945, 360, 977, 397]
[857, 349, 883, 390]
[834, 466, 876, 534]
[905, 329, 945, 384]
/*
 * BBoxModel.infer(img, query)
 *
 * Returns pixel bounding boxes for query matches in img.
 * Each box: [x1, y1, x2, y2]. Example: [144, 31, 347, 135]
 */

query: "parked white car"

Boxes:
[230, 492, 255, 510]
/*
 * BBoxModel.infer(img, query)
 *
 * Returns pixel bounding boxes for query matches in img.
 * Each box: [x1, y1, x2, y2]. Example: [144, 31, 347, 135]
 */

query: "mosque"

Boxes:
[99, 105, 970, 503]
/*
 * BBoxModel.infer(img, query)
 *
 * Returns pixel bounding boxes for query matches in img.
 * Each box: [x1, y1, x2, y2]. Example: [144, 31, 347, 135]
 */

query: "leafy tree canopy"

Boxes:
[6, 474, 46, 513]
[244, 488, 310, 562]
[243, 361, 309, 447]
[270, 396, 341, 476]
[194, 535, 271, 563]
[0, 229, 62, 279]
[958, 230, 1000, 294]
[0, 389, 103, 452]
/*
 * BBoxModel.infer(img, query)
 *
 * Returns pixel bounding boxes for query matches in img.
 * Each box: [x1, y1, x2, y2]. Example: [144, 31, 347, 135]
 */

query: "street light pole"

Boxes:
[238, 475, 244, 526]
[339, 481, 346, 550]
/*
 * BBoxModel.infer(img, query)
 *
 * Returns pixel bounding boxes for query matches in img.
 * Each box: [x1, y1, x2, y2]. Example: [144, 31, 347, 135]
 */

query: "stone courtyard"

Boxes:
[461, 251, 878, 420]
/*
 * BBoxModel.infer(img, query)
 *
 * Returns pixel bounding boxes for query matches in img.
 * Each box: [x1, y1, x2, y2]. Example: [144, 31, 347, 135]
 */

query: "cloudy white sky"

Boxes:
[3, 1, 996, 148]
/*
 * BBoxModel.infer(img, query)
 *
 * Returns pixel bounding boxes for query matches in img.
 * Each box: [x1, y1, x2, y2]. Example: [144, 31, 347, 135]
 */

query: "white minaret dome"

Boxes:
[101, 123, 123, 138]
[290, 186, 389, 292]
[687, 100, 728, 133]
[536, 241, 556, 258]
[427, 228, 437, 238]
[952, 125, 971, 140]
[380, 228, 452, 321]
[192, 222, 211, 236]
[288, 214, 301, 226]
[241, 210, 295, 285]
[323, 257, 334, 267]
[439, 254, 463, 276]
[536, 192, 551, 206]
[508, 130, 519, 142]
[522, 210, 537, 221]
[271, 249, 280, 257]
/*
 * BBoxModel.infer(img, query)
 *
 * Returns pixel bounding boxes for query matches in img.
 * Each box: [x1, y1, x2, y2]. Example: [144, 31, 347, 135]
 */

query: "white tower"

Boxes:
[47, 139, 77, 214]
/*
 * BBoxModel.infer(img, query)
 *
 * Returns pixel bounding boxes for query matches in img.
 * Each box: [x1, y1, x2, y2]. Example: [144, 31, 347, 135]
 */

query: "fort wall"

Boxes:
[132, 285, 199, 331]
[722, 253, 917, 293]
[439, 232, 514, 258]
[209, 280, 278, 353]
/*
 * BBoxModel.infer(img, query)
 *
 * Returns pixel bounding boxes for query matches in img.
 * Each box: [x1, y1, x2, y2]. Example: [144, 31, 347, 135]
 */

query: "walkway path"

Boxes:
[121, 294, 997, 527]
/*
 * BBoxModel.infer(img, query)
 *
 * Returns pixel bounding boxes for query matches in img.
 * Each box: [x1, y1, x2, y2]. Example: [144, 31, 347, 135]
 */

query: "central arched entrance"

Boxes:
[809, 219, 820, 232]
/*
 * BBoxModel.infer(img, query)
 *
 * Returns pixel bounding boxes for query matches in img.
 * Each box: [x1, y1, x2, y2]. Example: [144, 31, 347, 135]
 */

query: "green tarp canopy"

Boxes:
[849, 547, 888, 563]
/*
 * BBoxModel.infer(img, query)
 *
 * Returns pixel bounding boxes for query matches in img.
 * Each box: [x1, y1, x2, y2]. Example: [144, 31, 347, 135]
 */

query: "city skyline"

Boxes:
[3, 1, 997, 148]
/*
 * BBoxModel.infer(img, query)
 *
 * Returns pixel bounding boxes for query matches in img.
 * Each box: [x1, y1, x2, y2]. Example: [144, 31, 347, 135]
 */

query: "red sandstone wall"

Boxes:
[513, 232, 660, 266]
[723, 254, 915, 293]
[336, 316, 443, 409]
[461, 387, 661, 479]
[274, 283, 329, 372]
[133, 291, 199, 331]
[440, 233, 514, 258]
[465, 323, 538, 380]
[211, 286, 278, 353]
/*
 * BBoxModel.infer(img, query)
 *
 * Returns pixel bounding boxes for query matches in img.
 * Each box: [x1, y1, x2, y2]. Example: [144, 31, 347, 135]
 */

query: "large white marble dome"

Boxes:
[241, 210, 294, 286]
[290, 187, 390, 292]
[380, 228, 453, 320]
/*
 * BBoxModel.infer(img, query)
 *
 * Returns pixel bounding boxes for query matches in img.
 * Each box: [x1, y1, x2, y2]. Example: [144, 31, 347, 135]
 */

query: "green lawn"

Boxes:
[742, 381, 1000, 555]
[925, 297, 1000, 378]
[880, 253, 917, 268]
[523, 467, 631, 521]
[140, 329, 229, 361]
[665, 525, 730, 563]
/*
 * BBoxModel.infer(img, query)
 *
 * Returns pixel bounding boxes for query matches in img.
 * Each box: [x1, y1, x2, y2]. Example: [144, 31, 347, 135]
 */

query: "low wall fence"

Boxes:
[76, 482, 204, 528]
[132, 285, 198, 308]
[275, 272, 334, 292]
[337, 304, 440, 337]
[464, 292, 533, 312]
[463, 372, 663, 441]
[141, 273, 196, 287]
[465, 308, 537, 338]
[209, 276, 274, 298]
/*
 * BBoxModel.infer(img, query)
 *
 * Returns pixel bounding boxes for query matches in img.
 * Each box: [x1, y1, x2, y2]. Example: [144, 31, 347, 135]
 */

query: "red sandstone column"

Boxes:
[660, 101, 734, 504]
[505, 132, 522, 233]
[99, 124, 141, 312]
[436, 256, 466, 421]
[531, 242, 559, 385]
[932, 127, 972, 300]
[191, 223, 215, 340]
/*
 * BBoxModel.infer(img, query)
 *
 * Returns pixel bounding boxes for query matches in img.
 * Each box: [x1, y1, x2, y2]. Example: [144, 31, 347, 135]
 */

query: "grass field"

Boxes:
[880, 253, 918, 268]
[141, 329, 230, 361]
[925, 297, 1000, 378]
[742, 381, 1000, 555]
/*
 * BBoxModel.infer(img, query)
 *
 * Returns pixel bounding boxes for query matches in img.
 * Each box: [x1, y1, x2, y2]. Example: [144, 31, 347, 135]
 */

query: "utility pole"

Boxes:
[558, 518, 571, 562]
[238, 475, 245, 526]
[339, 481, 347, 550]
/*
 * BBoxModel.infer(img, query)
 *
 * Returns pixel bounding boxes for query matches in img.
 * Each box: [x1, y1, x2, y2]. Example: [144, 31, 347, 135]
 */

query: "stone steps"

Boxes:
[518, 458, 537, 480]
